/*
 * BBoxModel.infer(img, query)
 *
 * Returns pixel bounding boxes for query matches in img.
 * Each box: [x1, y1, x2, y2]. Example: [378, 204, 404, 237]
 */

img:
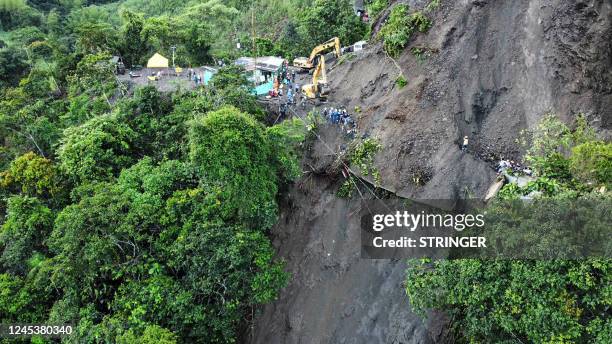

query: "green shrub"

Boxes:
[378, 5, 432, 57]
[539, 152, 573, 182]
[367, 0, 388, 19]
[517, 114, 609, 191]
[350, 138, 381, 185]
[570, 141, 612, 187]
[411, 46, 428, 62]
[519, 114, 572, 175]
[267, 117, 306, 183]
[378, 4, 411, 57]
[497, 181, 522, 199]
[396, 75, 407, 88]
[409, 12, 432, 33]
[337, 178, 355, 198]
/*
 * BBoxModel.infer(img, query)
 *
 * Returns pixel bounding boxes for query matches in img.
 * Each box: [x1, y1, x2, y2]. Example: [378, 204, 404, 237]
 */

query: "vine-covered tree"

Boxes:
[189, 106, 279, 228]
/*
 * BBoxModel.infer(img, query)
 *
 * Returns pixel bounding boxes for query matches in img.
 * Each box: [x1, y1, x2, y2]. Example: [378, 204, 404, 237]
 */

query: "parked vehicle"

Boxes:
[353, 40, 368, 52]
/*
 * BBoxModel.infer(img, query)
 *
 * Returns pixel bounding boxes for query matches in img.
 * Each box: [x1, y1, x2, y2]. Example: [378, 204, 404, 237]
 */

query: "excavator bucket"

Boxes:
[319, 83, 330, 97]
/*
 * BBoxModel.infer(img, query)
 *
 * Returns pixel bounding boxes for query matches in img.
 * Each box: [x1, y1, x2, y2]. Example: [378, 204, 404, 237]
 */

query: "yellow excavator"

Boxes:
[293, 37, 341, 70]
[302, 55, 329, 99]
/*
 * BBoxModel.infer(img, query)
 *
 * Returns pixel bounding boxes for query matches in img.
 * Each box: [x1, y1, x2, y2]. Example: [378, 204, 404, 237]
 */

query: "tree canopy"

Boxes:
[405, 115, 612, 343]
[0, 2, 316, 338]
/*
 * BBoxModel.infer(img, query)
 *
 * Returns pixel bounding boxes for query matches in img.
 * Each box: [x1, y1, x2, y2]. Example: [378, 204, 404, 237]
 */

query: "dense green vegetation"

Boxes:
[0, 0, 366, 74]
[0, 66, 305, 342]
[378, 4, 432, 57]
[365, 0, 388, 20]
[406, 115, 611, 343]
[2, 0, 610, 343]
[0, 1, 349, 341]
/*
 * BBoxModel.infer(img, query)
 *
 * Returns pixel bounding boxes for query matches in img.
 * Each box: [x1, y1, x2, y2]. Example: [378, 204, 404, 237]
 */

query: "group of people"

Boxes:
[188, 68, 205, 85]
[323, 107, 356, 138]
[286, 84, 304, 105]
[356, 9, 370, 22]
[269, 70, 302, 102]
[271, 68, 305, 123]
[285, 72, 302, 104]
[497, 158, 532, 176]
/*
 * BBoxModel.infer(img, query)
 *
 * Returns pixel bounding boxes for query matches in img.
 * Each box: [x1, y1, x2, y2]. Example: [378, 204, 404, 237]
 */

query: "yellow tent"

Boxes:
[147, 53, 169, 68]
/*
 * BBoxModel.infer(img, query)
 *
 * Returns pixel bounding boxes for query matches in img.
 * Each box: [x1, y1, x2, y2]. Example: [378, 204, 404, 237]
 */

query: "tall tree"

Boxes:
[188, 106, 279, 228]
[57, 113, 136, 183]
[120, 9, 147, 67]
[298, 0, 366, 53]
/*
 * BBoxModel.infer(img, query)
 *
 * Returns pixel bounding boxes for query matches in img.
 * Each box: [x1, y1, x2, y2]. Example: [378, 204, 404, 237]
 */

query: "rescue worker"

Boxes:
[287, 89, 294, 104]
[461, 136, 469, 152]
[497, 158, 511, 173]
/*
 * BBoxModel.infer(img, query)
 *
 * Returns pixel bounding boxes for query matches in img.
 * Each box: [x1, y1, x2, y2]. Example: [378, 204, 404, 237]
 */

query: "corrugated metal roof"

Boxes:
[235, 56, 285, 72]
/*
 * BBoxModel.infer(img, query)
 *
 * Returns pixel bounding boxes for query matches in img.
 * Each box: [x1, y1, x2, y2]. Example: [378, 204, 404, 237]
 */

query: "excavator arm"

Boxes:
[302, 55, 329, 99]
[313, 54, 327, 88]
[307, 37, 341, 63]
[293, 37, 341, 69]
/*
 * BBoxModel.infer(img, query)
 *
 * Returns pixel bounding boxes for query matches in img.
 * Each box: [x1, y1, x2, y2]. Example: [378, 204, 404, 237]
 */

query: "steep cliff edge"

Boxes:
[248, 127, 448, 344]
[249, 1, 610, 343]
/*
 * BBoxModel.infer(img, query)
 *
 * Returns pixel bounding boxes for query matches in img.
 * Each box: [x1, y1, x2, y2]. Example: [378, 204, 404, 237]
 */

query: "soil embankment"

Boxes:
[330, 0, 610, 200]
[250, 1, 610, 343]
[249, 126, 447, 344]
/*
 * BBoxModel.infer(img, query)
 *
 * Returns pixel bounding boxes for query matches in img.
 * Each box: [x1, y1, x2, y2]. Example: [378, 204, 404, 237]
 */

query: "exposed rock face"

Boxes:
[248, 127, 454, 344]
[249, 1, 610, 343]
[248, 174, 436, 344]
[331, 0, 610, 199]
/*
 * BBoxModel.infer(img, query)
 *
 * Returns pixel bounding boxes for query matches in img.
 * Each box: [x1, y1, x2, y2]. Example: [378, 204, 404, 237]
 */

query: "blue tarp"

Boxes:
[253, 79, 274, 95]
[203, 69, 214, 85]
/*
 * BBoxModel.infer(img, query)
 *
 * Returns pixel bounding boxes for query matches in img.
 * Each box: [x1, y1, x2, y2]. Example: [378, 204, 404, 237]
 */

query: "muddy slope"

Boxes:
[249, 1, 610, 343]
[249, 127, 446, 344]
[331, 0, 610, 199]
